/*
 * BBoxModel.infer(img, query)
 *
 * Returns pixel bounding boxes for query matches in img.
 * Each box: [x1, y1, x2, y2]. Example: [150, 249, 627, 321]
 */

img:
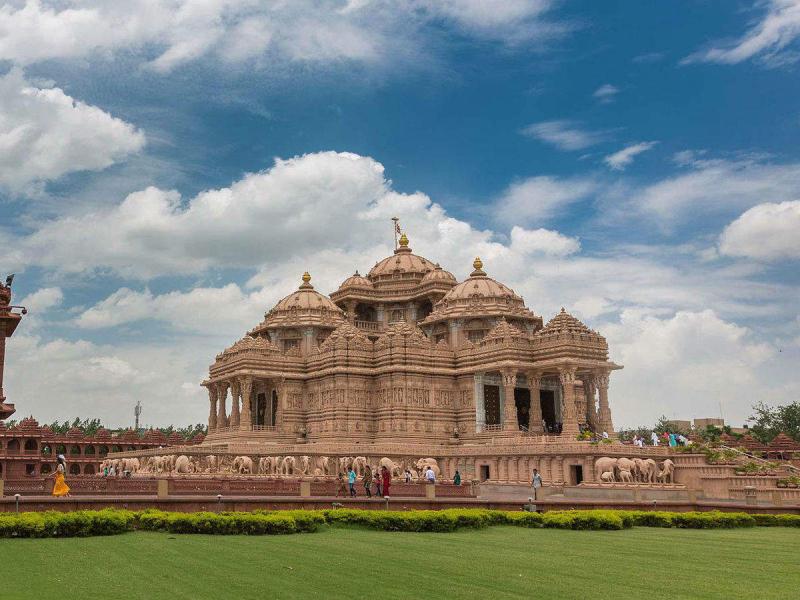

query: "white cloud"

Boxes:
[592, 83, 618, 102]
[719, 200, 800, 261]
[0, 1, 564, 73]
[494, 175, 598, 225]
[685, 0, 800, 67]
[17, 287, 63, 313]
[605, 309, 776, 427]
[509, 226, 580, 256]
[603, 141, 658, 171]
[0, 68, 145, 190]
[520, 119, 608, 151]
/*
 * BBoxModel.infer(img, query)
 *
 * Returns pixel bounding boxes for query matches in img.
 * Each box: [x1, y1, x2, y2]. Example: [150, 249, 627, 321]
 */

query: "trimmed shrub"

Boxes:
[0, 509, 135, 538]
[671, 511, 755, 529]
[752, 514, 800, 527]
[541, 510, 626, 530]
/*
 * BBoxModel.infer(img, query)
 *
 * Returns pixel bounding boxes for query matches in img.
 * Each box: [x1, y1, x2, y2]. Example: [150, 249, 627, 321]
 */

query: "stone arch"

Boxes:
[24, 438, 38, 452]
[69, 463, 81, 475]
[7, 439, 20, 453]
[83, 464, 95, 475]
[355, 303, 377, 322]
[98, 445, 109, 456]
[70, 445, 82, 456]
[84, 445, 96, 456]
[56, 444, 67, 455]
[40, 463, 52, 475]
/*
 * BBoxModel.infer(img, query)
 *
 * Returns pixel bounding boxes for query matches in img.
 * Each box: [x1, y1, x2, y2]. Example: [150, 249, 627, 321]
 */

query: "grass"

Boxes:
[2, 526, 798, 600]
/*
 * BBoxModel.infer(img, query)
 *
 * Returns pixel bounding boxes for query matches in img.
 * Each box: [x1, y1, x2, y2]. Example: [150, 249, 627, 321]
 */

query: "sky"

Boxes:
[1, 0, 799, 429]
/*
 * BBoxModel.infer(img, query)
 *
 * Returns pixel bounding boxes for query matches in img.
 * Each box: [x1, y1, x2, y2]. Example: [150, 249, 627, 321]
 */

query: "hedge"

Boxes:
[0, 508, 798, 538]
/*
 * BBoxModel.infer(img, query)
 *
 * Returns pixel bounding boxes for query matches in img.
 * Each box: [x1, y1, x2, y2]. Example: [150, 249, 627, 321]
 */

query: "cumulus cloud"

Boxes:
[684, 0, 800, 67]
[494, 175, 597, 225]
[592, 83, 618, 102]
[520, 119, 608, 151]
[0, 68, 145, 190]
[509, 226, 580, 256]
[603, 141, 658, 171]
[719, 201, 800, 260]
[0, 1, 565, 73]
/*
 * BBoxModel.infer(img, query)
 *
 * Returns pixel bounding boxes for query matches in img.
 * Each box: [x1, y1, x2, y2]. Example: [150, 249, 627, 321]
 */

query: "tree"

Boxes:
[749, 401, 800, 443]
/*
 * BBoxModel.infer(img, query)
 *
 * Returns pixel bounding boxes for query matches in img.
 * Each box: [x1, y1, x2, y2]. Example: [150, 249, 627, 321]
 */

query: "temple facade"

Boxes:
[203, 235, 621, 447]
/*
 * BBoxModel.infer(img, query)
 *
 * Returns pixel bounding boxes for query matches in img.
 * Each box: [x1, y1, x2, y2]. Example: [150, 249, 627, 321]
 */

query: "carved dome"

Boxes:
[367, 235, 435, 280]
[421, 264, 457, 285]
[252, 273, 345, 332]
[337, 271, 373, 290]
[540, 308, 596, 336]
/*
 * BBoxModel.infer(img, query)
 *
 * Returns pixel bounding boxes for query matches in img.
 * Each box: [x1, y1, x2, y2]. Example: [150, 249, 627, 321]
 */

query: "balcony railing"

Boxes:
[354, 320, 383, 332]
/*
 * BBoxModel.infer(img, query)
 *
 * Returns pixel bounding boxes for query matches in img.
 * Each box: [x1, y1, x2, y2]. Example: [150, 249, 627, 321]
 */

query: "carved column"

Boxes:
[230, 379, 241, 428]
[526, 372, 544, 434]
[216, 381, 229, 429]
[594, 372, 614, 435]
[501, 370, 518, 430]
[585, 379, 598, 431]
[207, 385, 217, 431]
[558, 368, 579, 436]
[239, 376, 253, 430]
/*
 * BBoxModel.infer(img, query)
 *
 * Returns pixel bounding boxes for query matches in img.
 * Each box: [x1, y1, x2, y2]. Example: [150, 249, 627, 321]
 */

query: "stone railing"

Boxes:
[354, 320, 383, 332]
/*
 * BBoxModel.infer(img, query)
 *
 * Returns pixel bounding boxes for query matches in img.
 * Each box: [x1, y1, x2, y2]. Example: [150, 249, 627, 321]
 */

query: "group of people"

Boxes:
[632, 431, 690, 447]
[336, 465, 460, 498]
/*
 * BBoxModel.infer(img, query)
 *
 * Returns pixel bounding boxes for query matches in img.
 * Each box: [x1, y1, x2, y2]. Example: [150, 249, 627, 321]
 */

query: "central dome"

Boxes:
[367, 234, 435, 280]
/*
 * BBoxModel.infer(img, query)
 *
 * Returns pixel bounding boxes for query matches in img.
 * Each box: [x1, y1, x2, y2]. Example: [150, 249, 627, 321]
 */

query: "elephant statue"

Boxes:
[233, 456, 254, 475]
[298, 456, 310, 475]
[600, 471, 615, 483]
[338, 456, 354, 474]
[164, 455, 176, 473]
[258, 456, 273, 475]
[619, 469, 634, 483]
[312, 456, 330, 476]
[352, 456, 368, 477]
[204, 455, 217, 473]
[658, 459, 675, 483]
[379, 457, 402, 479]
[123, 457, 140, 473]
[281, 456, 296, 476]
[415, 458, 440, 479]
[642, 458, 658, 483]
[594, 457, 617, 482]
[616, 457, 636, 479]
[632, 458, 646, 482]
[174, 455, 194, 474]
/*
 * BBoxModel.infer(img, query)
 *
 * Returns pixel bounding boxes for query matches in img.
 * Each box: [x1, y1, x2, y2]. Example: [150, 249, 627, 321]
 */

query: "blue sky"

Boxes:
[1, 1, 799, 428]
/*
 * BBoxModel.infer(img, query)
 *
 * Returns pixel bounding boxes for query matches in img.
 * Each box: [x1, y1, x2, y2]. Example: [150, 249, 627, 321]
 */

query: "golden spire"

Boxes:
[470, 256, 486, 277]
[302, 272, 311, 283]
[300, 272, 313, 289]
[399, 233, 409, 247]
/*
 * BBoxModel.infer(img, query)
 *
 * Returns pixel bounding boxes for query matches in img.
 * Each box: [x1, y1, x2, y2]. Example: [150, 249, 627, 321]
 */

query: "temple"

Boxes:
[203, 234, 621, 449]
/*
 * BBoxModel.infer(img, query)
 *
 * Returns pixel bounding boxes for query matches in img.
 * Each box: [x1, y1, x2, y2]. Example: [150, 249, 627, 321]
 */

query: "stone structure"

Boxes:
[0, 277, 25, 421]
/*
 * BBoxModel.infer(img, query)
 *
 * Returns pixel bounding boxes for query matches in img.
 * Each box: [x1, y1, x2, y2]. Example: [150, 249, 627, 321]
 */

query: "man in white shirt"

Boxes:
[425, 467, 436, 483]
[651, 431, 659, 446]
[531, 469, 543, 500]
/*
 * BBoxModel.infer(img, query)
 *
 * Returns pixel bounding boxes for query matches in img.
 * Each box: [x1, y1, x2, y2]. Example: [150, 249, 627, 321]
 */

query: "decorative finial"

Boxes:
[560, 307, 565, 313]
[302, 272, 311, 283]
[300, 272, 313, 289]
[399, 233, 409, 247]
[470, 256, 486, 277]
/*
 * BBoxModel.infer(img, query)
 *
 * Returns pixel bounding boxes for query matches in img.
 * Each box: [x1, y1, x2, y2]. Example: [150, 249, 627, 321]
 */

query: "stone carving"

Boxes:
[618, 469, 633, 483]
[280, 455, 296, 475]
[616, 457, 636, 475]
[174, 455, 195, 474]
[414, 457, 440, 479]
[594, 457, 617, 481]
[352, 456, 368, 477]
[595, 456, 675, 485]
[658, 459, 675, 483]
[298, 455, 310, 475]
[311, 455, 331, 476]
[380, 457, 403, 478]
[233, 456, 254, 474]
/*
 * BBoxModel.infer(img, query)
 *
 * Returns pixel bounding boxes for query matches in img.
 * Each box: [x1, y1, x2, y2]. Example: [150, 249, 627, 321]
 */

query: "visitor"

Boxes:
[668, 432, 677, 447]
[51, 462, 71, 497]
[404, 469, 413, 483]
[425, 466, 436, 484]
[381, 465, 391, 497]
[635, 436, 644, 448]
[651, 431, 659, 446]
[531, 468, 542, 500]
[453, 470, 462, 486]
[678, 434, 688, 446]
[347, 467, 357, 497]
[335, 472, 348, 497]
[363, 465, 372, 498]
[103, 465, 109, 477]
[602, 431, 609, 439]
[374, 467, 382, 497]
[108, 465, 116, 477]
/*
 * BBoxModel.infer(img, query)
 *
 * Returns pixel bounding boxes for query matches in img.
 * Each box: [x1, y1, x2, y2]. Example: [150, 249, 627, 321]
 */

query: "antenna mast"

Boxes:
[134, 401, 142, 431]
[392, 217, 400, 250]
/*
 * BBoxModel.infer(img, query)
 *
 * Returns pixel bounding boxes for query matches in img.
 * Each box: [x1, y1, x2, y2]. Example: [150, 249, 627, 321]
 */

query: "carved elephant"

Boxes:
[616, 457, 636, 478]
[338, 456, 354, 474]
[164, 455, 176, 473]
[352, 456, 368, 477]
[281, 456, 296, 476]
[415, 458, 440, 479]
[658, 459, 675, 483]
[258, 456, 273, 475]
[298, 456, 310, 475]
[123, 458, 140, 473]
[380, 457, 402, 478]
[312, 456, 330, 476]
[619, 469, 634, 483]
[175, 455, 194, 474]
[600, 471, 615, 483]
[204, 455, 217, 473]
[594, 457, 617, 482]
[641, 459, 658, 483]
[233, 456, 254, 474]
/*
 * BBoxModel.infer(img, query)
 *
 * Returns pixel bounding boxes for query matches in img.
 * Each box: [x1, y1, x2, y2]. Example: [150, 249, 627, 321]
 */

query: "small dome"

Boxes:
[338, 270, 373, 290]
[367, 235, 435, 279]
[167, 431, 184, 446]
[540, 308, 595, 336]
[253, 273, 346, 333]
[421, 264, 457, 285]
[66, 427, 84, 438]
[273, 273, 342, 312]
[95, 428, 111, 439]
[441, 257, 522, 302]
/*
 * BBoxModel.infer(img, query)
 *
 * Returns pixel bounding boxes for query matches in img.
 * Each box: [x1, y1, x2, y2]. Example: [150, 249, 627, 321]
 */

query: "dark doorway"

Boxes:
[570, 464, 584, 485]
[417, 300, 433, 321]
[484, 385, 500, 425]
[256, 393, 267, 426]
[540, 390, 556, 432]
[270, 390, 279, 426]
[514, 388, 530, 430]
[355, 303, 376, 322]
[480, 465, 490, 481]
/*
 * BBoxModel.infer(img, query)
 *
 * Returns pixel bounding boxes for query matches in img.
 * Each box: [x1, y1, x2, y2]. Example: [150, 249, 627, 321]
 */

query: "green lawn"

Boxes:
[2, 526, 798, 600]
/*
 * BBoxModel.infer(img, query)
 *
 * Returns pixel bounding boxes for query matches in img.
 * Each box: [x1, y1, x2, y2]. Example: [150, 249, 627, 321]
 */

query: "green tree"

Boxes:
[749, 401, 800, 443]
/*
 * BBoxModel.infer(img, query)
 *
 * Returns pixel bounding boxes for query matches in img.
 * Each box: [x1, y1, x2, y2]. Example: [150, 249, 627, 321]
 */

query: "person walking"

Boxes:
[52, 462, 71, 497]
[425, 466, 436, 484]
[381, 465, 391, 497]
[531, 468, 543, 501]
[347, 467, 357, 497]
[453, 470, 462, 486]
[363, 465, 373, 497]
[335, 472, 348, 497]
[404, 469, 413, 483]
[374, 468, 382, 497]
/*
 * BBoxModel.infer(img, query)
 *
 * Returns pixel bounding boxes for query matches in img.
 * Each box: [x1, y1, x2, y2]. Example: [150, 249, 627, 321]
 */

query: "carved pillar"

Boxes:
[207, 385, 217, 431]
[216, 381, 229, 429]
[594, 372, 614, 435]
[474, 373, 485, 432]
[585, 379, 598, 431]
[501, 370, 518, 430]
[346, 301, 357, 323]
[239, 376, 253, 430]
[230, 380, 241, 428]
[558, 368, 579, 436]
[526, 372, 543, 434]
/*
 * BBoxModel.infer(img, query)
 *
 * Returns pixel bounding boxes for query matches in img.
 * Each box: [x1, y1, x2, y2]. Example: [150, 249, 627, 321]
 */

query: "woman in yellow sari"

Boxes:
[52, 463, 71, 497]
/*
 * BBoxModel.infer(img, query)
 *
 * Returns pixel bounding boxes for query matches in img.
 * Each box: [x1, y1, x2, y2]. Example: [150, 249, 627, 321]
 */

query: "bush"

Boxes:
[752, 514, 800, 527]
[0, 509, 135, 538]
[541, 510, 626, 530]
[136, 510, 297, 535]
[671, 511, 755, 529]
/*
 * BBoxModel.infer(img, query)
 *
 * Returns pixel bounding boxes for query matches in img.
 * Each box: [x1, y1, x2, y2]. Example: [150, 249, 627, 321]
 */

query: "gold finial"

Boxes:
[300, 272, 313, 288]
[470, 256, 486, 277]
[302, 272, 311, 283]
[399, 233, 409, 247]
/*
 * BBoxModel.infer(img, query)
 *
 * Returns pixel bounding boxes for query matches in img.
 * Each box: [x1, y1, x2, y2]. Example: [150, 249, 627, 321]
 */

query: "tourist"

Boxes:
[404, 469, 413, 483]
[602, 431, 609, 439]
[531, 468, 542, 500]
[51, 462, 71, 497]
[335, 472, 348, 497]
[678, 434, 689, 446]
[651, 431, 659, 446]
[347, 467, 357, 497]
[453, 470, 462, 486]
[374, 467, 382, 497]
[669, 432, 677, 447]
[425, 466, 436, 483]
[108, 465, 116, 477]
[103, 465, 109, 477]
[363, 465, 373, 498]
[381, 465, 391, 497]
